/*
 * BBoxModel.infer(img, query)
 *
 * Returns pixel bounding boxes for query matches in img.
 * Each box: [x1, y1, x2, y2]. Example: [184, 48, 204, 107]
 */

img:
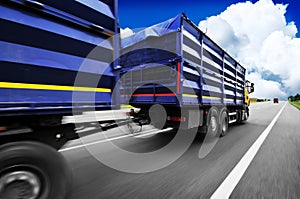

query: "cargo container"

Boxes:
[0, 0, 119, 198]
[120, 14, 254, 135]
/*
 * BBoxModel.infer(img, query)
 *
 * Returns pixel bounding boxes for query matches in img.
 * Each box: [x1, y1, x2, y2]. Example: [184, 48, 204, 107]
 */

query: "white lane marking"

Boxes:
[135, 128, 172, 138]
[59, 128, 169, 152]
[211, 102, 287, 199]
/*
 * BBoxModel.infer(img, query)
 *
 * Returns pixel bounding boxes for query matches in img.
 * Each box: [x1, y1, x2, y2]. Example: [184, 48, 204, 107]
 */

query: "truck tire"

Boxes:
[149, 104, 167, 129]
[219, 110, 229, 137]
[236, 110, 242, 124]
[206, 107, 219, 137]
[243, 107, 249, 121]
[0, 141, 72, 199]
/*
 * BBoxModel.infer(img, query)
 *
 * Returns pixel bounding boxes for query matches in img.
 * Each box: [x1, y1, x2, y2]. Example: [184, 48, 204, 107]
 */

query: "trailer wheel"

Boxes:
[0, 141, 72, 199]
[219, 111, 229, 137]
[206, 107, 219, 137]
[149, 104, 167, 129]
[243, 108, 249, 121]
[236, 110, 242, 124]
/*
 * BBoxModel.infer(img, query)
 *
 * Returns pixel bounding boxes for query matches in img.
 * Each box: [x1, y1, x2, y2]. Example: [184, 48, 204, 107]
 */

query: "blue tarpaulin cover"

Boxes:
[121, 14, 182, 48]
[120, 13, 247, 107]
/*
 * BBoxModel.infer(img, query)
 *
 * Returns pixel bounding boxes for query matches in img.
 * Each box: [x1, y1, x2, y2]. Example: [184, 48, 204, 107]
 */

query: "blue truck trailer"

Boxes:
[120, 14, 254, 135]
[0, 0, 119, 198]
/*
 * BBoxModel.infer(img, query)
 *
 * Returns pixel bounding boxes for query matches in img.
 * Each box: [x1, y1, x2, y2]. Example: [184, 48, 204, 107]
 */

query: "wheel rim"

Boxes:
[244, 111, 249, 120]
[210, 116, 217, 133]
[222, 116, 228, 134]
[0, 170, 41, 199]
[0, 165, 50, 199]
[222, 120, 227, 133]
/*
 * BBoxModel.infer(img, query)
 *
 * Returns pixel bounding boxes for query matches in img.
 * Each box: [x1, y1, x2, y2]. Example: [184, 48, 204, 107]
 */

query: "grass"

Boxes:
[290, 101, 300, 110]
[250, 98, 258, 104]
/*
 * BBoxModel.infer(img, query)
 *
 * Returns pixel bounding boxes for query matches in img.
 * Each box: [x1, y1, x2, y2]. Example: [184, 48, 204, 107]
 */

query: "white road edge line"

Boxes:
[210, 102, 287, 199]
[59, 128, 170, 152]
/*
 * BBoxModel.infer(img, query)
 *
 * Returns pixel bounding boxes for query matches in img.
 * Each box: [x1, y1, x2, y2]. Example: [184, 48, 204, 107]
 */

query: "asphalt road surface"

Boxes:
[60, 101, 300, 199]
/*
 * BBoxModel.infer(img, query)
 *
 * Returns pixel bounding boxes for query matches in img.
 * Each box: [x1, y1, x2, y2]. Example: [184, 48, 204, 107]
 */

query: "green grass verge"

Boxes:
[290, 101, 300, 110]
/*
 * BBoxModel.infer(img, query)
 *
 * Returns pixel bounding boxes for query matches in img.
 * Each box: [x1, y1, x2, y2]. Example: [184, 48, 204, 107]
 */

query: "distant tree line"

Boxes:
[288, 93, 300, 101]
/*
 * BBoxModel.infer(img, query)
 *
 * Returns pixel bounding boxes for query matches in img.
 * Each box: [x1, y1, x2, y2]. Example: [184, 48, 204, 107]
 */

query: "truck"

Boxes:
[120, 13, 254, 136]
[0, 4, 254, 198]
[0, 0, 119, 198]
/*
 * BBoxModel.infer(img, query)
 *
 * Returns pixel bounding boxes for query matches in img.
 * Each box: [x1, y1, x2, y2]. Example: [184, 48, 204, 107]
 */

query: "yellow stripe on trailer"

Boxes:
[202, 96, 221, 100]
[182, 94, 198, 98]
[225, 98, 235, 102]
[0, 82, 111, 93]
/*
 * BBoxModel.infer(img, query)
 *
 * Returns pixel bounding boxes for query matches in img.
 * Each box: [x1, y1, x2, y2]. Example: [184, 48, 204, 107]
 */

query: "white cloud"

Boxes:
[247, 72, 286, 99]
[198, 0, 300, 99]
[260, 31, 300, 93]
[199, 16, 247, 57]
[120, 27, 134, 39]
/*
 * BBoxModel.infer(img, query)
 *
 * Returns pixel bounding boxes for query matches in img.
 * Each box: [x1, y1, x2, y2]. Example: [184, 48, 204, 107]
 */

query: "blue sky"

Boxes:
[119, 0, 300, 35]
[119, 0, 300, 99]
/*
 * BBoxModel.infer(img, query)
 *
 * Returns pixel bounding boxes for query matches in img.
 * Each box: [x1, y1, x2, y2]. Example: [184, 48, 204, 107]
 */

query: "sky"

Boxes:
[119, 0, 300, 100]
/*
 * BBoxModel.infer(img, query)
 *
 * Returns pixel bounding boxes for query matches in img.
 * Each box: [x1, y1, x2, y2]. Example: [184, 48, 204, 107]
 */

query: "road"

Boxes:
[60, 101, 300, 199]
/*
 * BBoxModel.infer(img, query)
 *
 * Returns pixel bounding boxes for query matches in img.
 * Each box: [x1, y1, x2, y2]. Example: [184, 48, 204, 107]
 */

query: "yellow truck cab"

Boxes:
[245, 81, 255, 106]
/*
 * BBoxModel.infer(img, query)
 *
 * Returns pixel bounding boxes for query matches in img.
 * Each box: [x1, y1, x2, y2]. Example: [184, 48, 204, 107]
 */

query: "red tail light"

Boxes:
[168, 116, 186, 122]
[0, 126, 7, 131]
